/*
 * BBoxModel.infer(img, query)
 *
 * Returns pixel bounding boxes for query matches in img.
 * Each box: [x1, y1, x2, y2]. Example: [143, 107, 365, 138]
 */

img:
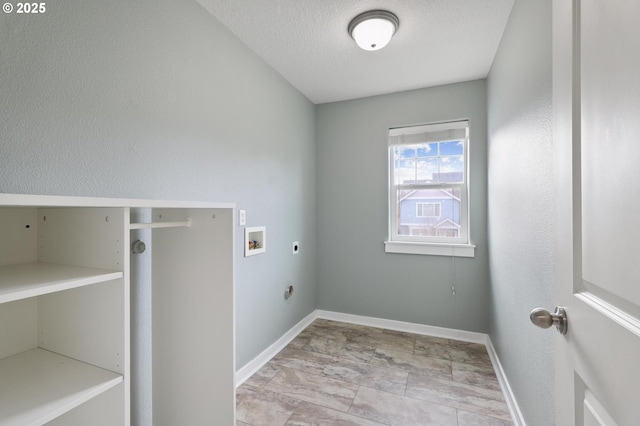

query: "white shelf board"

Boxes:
[0, 263, 123, 304]
[0, 348, 123, 425]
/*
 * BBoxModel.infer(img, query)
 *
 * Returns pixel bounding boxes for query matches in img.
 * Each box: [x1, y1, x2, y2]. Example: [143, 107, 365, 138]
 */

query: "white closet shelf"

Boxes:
[0, 348, 123, 425]
[0, 263, 123, 304]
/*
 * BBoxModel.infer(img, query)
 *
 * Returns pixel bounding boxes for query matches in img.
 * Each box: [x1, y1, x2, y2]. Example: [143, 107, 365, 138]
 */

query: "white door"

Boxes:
[551, 0, 640, 425]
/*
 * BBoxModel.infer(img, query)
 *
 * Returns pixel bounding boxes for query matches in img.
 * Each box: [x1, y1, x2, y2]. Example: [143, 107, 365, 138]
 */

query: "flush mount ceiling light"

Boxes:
[348, 10, 399, 51]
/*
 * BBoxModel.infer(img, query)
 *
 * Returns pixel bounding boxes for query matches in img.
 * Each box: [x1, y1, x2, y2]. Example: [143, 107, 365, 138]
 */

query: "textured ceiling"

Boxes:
[196, 0, 514, 104]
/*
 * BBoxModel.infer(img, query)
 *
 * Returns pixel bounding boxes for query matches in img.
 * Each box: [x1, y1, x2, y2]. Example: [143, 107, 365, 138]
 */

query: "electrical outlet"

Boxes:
[239, 210, 246, 226]
[292, 241, 300, 254]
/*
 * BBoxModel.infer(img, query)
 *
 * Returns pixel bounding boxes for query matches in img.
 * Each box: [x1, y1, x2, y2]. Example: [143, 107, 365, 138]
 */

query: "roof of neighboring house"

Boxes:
[399, 189, 461, 203]
[434, 218, 461, 229]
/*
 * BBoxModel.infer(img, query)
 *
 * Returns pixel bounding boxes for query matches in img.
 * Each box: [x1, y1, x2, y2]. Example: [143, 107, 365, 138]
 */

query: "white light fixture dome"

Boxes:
[348, 10, 399, 51]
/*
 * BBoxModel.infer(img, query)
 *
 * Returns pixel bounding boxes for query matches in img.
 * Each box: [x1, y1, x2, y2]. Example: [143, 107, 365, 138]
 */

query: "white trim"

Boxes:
[315, 310, 486, 343]
[234, 311, 317, 386]
[231, 221, 237, 421]
[384, 241, 475, 257]
[576, 291, 640, 339]
[485, 337, 527, 426]
[389, 120, 469, 138]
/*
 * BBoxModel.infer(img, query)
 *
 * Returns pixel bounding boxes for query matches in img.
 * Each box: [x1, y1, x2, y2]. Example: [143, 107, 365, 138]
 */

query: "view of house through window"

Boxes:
[388, 121, 469, 245]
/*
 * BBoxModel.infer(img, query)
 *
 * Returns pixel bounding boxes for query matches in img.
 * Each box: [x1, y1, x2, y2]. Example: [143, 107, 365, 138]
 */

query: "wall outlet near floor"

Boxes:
[292, 241, 300, 254]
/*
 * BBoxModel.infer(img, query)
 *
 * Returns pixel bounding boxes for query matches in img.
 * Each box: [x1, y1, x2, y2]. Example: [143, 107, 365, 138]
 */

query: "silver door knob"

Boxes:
[530, 306, 568, 335]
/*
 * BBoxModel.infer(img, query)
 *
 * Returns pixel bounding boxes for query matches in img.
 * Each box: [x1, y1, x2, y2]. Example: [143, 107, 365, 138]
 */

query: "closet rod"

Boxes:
[130, 219, 191, 230]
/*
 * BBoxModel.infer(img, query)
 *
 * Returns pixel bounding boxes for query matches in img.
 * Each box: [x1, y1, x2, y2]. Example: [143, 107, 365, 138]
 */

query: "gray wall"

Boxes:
[486, 0, 554, 424]
[0, 0, 316, 423]
[316, 81, 490, 332]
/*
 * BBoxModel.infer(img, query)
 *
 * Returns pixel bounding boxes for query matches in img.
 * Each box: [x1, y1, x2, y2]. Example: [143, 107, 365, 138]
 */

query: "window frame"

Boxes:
[385, 120, 475, 257]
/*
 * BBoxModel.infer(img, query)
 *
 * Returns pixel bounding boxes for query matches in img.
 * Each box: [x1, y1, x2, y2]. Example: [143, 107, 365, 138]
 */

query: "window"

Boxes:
[385, 120, 474, 257]
[416, 202, 441, 218]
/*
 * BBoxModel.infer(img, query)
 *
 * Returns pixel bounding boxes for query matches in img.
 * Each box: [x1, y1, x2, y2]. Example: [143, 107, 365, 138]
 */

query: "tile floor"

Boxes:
[236, 319, 513, 426]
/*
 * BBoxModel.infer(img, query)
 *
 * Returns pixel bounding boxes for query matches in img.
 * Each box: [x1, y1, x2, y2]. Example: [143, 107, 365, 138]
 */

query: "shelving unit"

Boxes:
[0, 202, 129, 425]
[0, 194, 236, 425]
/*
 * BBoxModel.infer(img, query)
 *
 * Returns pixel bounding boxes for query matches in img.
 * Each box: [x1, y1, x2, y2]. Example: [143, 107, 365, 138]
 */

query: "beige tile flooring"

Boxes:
[236, 319, 513, 426]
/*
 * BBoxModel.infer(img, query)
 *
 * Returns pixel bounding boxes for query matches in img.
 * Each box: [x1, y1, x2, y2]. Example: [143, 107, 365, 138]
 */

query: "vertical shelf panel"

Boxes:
[46, 382, 124, 426]
[35, 206, 131, 426]
[38, 208, 126, 271]
[37, 208, 128, 375]
[0, 299, 37, 360]
[152, 208, 235, 425]
[0, 208, 38, 267]
[0, 207, 39, 359]
[38, 281, 126, 373]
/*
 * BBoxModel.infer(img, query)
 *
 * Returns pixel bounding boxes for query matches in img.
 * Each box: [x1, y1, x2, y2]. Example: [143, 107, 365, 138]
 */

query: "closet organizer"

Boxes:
[0, 194, 235, 425]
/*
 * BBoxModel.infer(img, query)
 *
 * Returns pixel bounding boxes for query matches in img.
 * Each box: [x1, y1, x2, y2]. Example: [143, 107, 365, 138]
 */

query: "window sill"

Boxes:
[384, 241, 475, 257]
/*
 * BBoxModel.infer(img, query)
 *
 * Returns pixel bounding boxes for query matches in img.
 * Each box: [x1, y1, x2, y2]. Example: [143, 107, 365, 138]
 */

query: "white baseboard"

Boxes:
[315, 310, 487, 344]
[485, 337, 526, 426]
[235, 311, 318, 386]
[235, 310, 486, 383]
[235, 309, 525, 426]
